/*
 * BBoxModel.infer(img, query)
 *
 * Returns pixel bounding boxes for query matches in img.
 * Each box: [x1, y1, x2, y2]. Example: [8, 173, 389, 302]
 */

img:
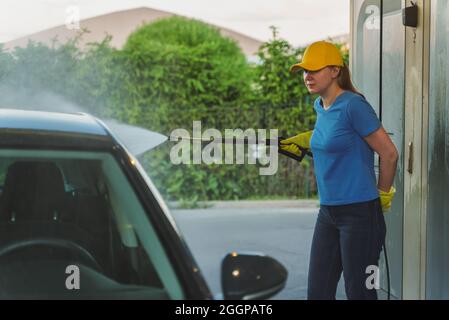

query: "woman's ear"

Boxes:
[331, 67, 341, 79]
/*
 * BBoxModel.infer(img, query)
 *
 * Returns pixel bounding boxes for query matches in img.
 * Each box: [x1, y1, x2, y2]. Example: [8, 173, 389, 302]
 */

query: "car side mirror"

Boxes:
[221, 252, 287, 300]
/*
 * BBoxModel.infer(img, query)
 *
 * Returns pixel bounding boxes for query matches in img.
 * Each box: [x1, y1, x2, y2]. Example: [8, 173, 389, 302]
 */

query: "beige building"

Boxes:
[2, 7, 263, 56]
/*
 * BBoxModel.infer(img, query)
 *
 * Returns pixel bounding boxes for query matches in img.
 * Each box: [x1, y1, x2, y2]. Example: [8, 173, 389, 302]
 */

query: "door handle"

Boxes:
[407, 141, 413, 174]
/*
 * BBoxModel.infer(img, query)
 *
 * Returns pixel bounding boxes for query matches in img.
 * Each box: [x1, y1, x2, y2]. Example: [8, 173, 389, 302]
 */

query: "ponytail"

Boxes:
[337, 64, 365, 98]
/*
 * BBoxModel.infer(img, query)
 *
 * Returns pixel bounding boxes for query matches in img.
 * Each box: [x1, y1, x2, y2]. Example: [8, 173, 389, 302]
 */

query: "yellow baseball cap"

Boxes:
[290, 41, 344, 73]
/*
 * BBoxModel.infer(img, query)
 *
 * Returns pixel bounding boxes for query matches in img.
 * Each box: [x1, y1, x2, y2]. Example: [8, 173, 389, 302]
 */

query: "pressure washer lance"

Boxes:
[168, 134, 390, 300]
[168, 135, 313, 162]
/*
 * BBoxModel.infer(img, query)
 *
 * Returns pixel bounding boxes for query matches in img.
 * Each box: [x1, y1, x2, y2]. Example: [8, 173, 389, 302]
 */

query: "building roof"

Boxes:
[2, 7, 263, 56]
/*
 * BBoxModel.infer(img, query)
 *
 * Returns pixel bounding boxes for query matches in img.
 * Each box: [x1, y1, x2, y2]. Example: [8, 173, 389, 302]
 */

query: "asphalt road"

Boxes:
[171, 203, 346, 300]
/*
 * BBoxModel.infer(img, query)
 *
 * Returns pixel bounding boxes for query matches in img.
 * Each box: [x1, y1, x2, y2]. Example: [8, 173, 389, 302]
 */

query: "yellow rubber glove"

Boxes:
[279, 143, 302, 157]
[378, 186, 396, 213]
[280, 130, 313, 149]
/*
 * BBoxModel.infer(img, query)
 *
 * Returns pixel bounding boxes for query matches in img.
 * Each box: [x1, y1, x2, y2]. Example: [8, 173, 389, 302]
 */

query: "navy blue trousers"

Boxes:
[307, 198, 386, 300]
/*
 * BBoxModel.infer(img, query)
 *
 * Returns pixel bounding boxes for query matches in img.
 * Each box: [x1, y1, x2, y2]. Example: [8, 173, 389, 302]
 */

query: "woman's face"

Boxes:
[302, 66, 340, 95]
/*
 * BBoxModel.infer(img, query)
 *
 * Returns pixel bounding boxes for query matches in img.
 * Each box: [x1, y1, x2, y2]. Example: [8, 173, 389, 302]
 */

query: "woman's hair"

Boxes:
[336, 64, 364, 98]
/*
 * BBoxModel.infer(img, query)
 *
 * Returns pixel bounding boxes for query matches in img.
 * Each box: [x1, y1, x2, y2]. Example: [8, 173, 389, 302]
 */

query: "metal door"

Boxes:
[351, 0, 405, 299]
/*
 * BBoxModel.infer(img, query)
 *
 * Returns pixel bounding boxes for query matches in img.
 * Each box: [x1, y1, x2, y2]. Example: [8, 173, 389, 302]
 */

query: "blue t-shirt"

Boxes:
[310, 91, 382, 205]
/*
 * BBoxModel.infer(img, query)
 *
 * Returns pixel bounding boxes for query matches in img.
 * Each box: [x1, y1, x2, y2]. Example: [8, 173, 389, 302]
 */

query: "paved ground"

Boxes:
[171, 200, 346, 300]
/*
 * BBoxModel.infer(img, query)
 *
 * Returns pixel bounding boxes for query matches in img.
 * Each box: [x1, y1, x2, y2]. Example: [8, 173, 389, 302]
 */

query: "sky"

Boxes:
[0, 0, 350, 47]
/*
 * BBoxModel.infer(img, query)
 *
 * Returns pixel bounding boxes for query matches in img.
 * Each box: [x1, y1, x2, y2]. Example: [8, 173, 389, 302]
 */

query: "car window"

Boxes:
[0, 149, 184, 299]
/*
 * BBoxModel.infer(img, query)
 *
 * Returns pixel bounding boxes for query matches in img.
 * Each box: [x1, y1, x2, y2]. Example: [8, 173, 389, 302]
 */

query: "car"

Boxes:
[0, 108, 287, 300]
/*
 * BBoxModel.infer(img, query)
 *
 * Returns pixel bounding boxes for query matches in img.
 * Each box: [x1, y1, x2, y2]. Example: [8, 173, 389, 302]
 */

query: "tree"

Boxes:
[119, 16, 254, 133]
[0, 35, 122, 117]
[253, 26, 316, 134]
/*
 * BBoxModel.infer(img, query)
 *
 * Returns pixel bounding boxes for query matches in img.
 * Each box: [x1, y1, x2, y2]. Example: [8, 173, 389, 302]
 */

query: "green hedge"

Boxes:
[0, 18, 348, 203]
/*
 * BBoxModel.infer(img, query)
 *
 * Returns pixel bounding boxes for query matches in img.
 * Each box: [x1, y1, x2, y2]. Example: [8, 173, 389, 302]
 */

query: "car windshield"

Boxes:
[0, 149, 184, 299]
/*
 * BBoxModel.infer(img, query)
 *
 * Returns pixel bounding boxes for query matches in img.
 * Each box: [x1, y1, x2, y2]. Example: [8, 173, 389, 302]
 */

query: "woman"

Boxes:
[280, 41, 398, 300]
